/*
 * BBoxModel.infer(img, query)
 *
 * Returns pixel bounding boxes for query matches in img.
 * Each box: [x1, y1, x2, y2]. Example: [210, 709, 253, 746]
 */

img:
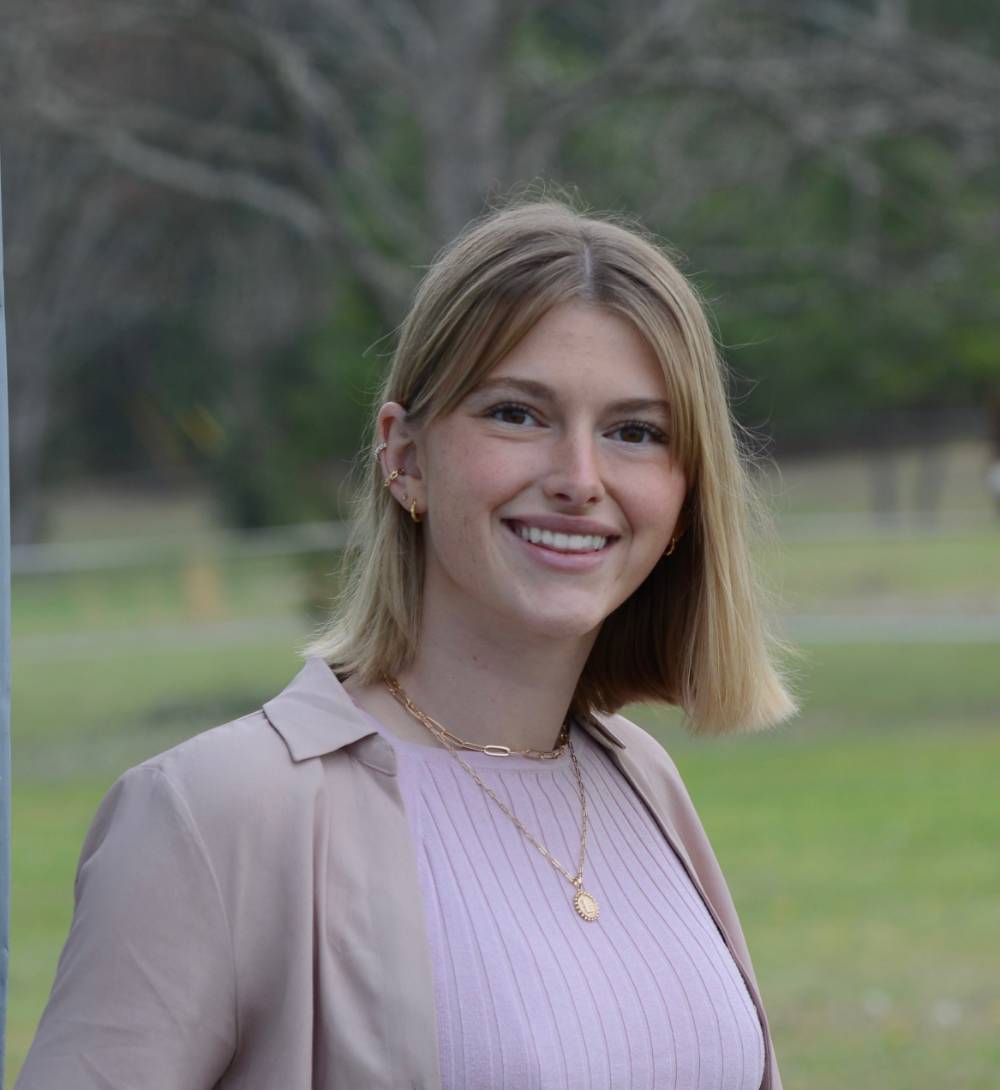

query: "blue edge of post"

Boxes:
[0, 152, 12, 1087]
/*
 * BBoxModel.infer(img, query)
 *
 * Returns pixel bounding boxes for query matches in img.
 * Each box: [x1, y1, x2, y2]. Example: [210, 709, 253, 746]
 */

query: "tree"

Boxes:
[0, 130, 175, 542]
[3, 0, 998, 530]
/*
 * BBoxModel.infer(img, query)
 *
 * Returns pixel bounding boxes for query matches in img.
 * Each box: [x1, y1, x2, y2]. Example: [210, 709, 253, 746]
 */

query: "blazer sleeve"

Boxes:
[15, 765, 238, 1090]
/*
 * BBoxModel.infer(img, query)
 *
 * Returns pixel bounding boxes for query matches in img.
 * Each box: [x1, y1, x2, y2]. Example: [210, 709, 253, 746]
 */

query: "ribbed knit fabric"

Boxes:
[371, 715, 765, 1090]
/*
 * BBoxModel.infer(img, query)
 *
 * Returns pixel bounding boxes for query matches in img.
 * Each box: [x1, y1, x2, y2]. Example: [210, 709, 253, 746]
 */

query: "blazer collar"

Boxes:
[264, 656, 626, 766]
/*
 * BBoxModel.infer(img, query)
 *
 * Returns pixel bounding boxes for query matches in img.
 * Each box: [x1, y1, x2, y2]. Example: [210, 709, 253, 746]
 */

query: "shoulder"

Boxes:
[592, 708, 686, 783]
[590, 708, 706, 830]
[142, 709, 292, 807]
[146, 705, 290, 775]
[96, 657, 379, 848]
[93, 707, 312, 871]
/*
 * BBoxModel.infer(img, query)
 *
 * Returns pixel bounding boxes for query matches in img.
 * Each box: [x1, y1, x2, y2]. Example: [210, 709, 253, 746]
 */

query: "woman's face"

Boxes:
[385, 301, 688, 646]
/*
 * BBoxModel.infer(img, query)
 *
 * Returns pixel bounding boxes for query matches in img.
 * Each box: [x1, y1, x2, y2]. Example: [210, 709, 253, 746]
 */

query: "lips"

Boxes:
[499, 516, 615, 553]
[503, 516, 621, 539]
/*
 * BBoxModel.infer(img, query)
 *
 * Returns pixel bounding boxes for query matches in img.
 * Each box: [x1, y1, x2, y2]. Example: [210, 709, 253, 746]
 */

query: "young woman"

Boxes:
[17, 200, 796, 1090]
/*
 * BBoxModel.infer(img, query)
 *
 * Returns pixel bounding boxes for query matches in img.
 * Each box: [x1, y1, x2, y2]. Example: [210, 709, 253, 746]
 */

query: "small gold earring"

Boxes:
[410, 500, 423, 523]
[383, 467, 404, 488]
[664, 535, 679, 557]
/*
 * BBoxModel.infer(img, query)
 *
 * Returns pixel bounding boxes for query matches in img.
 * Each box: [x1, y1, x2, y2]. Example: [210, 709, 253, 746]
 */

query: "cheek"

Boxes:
[623, 469, 686, 538]
[424, 456, 494, 554]
[428, 442, 523, 517]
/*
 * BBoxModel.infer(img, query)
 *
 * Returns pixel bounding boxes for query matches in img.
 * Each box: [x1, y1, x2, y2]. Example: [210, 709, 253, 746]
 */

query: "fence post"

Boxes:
[0, 153, 12, 1086]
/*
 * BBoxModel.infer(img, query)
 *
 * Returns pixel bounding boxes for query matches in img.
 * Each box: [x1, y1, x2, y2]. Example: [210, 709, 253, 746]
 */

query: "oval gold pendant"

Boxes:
[573, 888, 600, 922]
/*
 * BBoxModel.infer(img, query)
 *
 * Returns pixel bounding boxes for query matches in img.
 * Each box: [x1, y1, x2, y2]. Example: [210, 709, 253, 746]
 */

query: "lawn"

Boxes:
[5, 485, 999, 1087]
[646, 704, 1000, 1089]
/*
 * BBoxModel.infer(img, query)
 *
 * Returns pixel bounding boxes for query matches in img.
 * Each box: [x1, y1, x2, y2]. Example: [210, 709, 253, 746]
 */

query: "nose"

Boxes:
[542, 425, 606, 507]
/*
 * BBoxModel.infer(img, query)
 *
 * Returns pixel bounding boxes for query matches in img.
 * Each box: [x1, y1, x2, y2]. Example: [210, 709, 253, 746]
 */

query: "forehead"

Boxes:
[476, 301, 669, 403]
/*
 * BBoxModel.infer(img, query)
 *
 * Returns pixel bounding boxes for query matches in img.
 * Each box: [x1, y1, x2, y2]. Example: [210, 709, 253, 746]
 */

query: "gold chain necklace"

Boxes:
[383, 675, 570, 759]
[383, 675, 600, 922]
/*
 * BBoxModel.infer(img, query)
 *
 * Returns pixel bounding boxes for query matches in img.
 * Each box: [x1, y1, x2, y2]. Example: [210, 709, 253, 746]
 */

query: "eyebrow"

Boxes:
[471, 376, 672, 419]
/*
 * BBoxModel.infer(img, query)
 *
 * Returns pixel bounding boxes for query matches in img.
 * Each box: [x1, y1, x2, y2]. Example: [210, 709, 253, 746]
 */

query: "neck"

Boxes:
[398, 647, 591, 754]
[349, 595, 600, 753]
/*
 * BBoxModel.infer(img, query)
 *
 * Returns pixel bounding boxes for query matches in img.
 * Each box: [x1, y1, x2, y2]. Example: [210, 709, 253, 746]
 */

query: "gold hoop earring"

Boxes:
[664, 535, 679, 557]
[410, 500, 423, 524]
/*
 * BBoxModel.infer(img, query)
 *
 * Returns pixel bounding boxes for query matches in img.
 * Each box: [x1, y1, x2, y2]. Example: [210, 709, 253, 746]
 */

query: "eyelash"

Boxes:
[486, 401, 668, 444]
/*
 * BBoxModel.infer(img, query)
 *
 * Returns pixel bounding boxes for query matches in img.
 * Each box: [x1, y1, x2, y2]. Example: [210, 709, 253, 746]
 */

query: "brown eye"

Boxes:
[611, 420, 666, 444]
[488, 402, 539, 427]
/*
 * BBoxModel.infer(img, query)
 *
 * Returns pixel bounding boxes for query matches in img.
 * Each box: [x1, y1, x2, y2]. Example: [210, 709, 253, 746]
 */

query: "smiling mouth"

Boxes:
[502, 519, 619, 554]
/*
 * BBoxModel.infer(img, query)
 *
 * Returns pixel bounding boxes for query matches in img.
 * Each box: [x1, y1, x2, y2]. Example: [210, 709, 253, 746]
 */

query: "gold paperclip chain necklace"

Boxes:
[383, 675, 600, 922]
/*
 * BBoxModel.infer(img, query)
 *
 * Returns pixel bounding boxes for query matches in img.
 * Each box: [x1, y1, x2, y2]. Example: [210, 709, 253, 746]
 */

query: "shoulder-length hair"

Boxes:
[305, 199, 798, 735]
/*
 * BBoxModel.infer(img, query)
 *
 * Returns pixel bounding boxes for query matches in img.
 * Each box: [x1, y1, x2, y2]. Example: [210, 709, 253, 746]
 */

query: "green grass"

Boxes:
[778, 642, 999, 731]
[7, 782, 112, 1068]
[766, 529, 1000, 610]
[643, 718, 1000, 1088]
[6, 470, 1000, 1087]
[12, 553, 316, 636]
[11, 640, 303, 774]
[8, 637, 998, 1088]
[7, 643, 304, 1083]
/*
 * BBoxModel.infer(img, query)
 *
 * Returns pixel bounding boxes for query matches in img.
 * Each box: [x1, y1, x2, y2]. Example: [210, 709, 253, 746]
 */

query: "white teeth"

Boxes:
[513, 524, 608, 552]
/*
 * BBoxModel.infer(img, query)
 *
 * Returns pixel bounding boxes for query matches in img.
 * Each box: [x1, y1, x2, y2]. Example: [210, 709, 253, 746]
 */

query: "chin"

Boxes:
[505, 602, 608, 643]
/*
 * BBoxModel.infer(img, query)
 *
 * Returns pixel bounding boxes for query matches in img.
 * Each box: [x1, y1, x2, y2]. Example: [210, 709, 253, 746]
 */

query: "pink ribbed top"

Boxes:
[374, 716, 765, 1090]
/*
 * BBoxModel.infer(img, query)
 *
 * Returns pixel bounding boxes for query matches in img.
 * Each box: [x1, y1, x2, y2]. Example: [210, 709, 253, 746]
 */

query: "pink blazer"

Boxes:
[16, 656, 782, 1089]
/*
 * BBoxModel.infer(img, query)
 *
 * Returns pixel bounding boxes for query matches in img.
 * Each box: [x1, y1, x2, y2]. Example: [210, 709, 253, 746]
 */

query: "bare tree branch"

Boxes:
[3, 0, 997, 534]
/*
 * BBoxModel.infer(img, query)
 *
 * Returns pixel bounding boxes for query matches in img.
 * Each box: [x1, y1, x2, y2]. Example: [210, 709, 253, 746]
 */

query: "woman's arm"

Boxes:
[15, 766, 238, 1090]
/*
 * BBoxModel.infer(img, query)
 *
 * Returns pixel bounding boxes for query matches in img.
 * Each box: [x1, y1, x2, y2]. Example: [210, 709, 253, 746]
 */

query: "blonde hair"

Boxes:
[305, 198, 798, 735]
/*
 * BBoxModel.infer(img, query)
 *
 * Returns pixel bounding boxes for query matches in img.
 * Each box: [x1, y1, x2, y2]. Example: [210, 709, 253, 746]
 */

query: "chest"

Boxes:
[394, 743, 766, 1090]
[223, 736, 773, 1090]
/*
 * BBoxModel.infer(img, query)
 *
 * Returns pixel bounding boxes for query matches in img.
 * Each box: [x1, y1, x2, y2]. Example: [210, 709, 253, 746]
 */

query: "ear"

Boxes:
[376, 401, 425, 512]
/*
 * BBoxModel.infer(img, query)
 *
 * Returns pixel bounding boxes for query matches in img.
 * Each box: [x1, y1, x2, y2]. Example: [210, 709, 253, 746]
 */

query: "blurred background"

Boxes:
[2, 0, 998, 1086]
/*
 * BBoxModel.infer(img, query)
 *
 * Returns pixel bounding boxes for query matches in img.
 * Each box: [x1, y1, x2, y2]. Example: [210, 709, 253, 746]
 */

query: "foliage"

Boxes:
[3, 0, 999, 533]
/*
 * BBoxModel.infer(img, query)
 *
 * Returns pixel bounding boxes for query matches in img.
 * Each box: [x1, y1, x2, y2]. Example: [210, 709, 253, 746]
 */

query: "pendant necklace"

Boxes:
[383, 675, 601, 922]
